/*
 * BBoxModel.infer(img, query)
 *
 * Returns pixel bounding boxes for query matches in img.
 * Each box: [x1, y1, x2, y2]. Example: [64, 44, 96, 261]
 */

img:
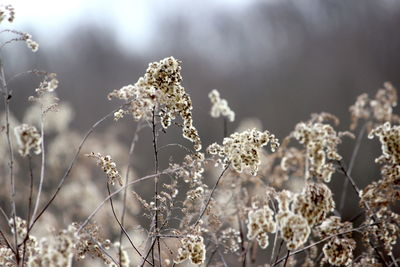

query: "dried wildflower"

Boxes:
[8, 216, 27, 239]
[360, 164, 400, 208]
[353, 251, 382, 267]
[315, 216, 356, 266]
[27, 225, 77, 267]
[108, 57, 202, 151]
[0, 4, 15, 23]
[219, 228, 241, 253]
[113, 109, 124, 121]
[247, 205, 276, 249]
[208, 89, 235, 122]
[186, 186, 205, 201]
[292, 182, 335, 226]
[174, 234, 206, 265]
[321, 237, 356, 266]
[276, 191, 310, 250]
[207, 128, 279, 175]
[371, 82, 398, 123]
[278, 212, 310, 250]
[87, 152, 122, 186]
[350, 82, 400, 129]
[368, 122, 400, 165]
[14, 124, 42, 157]
[74, 223, 111, 263]
[350, 93, 370, 130]
[0, 247, 14, 266]
[175, 152, 205, 186]
[35, 73, 58, 94]
[292, 114, 344, 182]
[22, 33, 39, 52]
[363, 207, 400, 253]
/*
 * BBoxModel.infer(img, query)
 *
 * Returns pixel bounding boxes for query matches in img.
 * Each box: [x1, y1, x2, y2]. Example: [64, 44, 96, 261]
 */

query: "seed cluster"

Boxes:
[108, 57, 202, 151]
[207, 129, 279, 175]
[14, 124, 42, 157]
[208, 89, 235, 122]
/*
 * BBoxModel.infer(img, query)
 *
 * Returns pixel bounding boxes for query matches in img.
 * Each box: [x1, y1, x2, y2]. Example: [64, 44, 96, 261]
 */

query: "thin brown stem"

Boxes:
[18, 105, 125, 247]
[283, 250, 290, 267]
[194, 164, 230, 226]
[22, 155, 35, 265]
[0, 56, 19, 263]
[339, 123, 366, 212]
[273, 222, 380, 266]
[118, 122, 143, 264]
[77, 166, 182, 233]
[151, 107, 162, 267]
[30, 111, 45, 225]
[106, 183, 152, 266]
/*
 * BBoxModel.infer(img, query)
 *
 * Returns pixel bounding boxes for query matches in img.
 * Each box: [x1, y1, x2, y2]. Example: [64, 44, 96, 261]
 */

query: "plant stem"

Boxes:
[0, 57, 19, 263]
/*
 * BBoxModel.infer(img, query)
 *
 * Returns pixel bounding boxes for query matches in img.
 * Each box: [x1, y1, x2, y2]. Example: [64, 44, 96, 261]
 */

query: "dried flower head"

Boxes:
[87, 152, 122, 186]
[174, 234, 206, 265]
[14, 124, 42, 157]
[108, 57, 202, 150]
[321, 237, 356, 266]
[292, 114, 344, 182]
[368, 122, 400, 165]
[315, 216, 356, 266]
[247, 205, 276, 249]
[207, 128, 279, 175]
[219, 228, 242, 253]
[0, 4, 15, 23]
[292, 182, 335, 226]
[363, 207, 400, 253]
[208, 89, 235, 122]
[35, 73, 58, 94]
[22, 33, 39, 52]
[350, 82, 400, 129]
[276, 190, 311, 250]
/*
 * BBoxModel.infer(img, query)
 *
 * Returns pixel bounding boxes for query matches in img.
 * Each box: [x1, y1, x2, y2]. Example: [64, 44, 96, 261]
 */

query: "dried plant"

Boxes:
[0, 5, 399, 267]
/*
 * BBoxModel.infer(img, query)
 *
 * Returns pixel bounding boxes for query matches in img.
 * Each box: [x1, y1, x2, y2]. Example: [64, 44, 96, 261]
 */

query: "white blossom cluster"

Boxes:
[208, 89, 235, 122]
[87, 152, 122, 186]
[108, 57, 202, 151]
[174, 234, 206, 265]
[207, 128, 279, 175]
[14, 124, 42, 157]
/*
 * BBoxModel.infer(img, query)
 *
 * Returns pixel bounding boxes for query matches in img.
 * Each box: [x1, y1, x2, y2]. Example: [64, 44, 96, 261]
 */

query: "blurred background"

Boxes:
[2, 0, 400, 237]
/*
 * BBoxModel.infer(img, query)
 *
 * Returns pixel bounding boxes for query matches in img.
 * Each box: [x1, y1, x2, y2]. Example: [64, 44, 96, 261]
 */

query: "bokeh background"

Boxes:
[2, 0, 400, 243]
